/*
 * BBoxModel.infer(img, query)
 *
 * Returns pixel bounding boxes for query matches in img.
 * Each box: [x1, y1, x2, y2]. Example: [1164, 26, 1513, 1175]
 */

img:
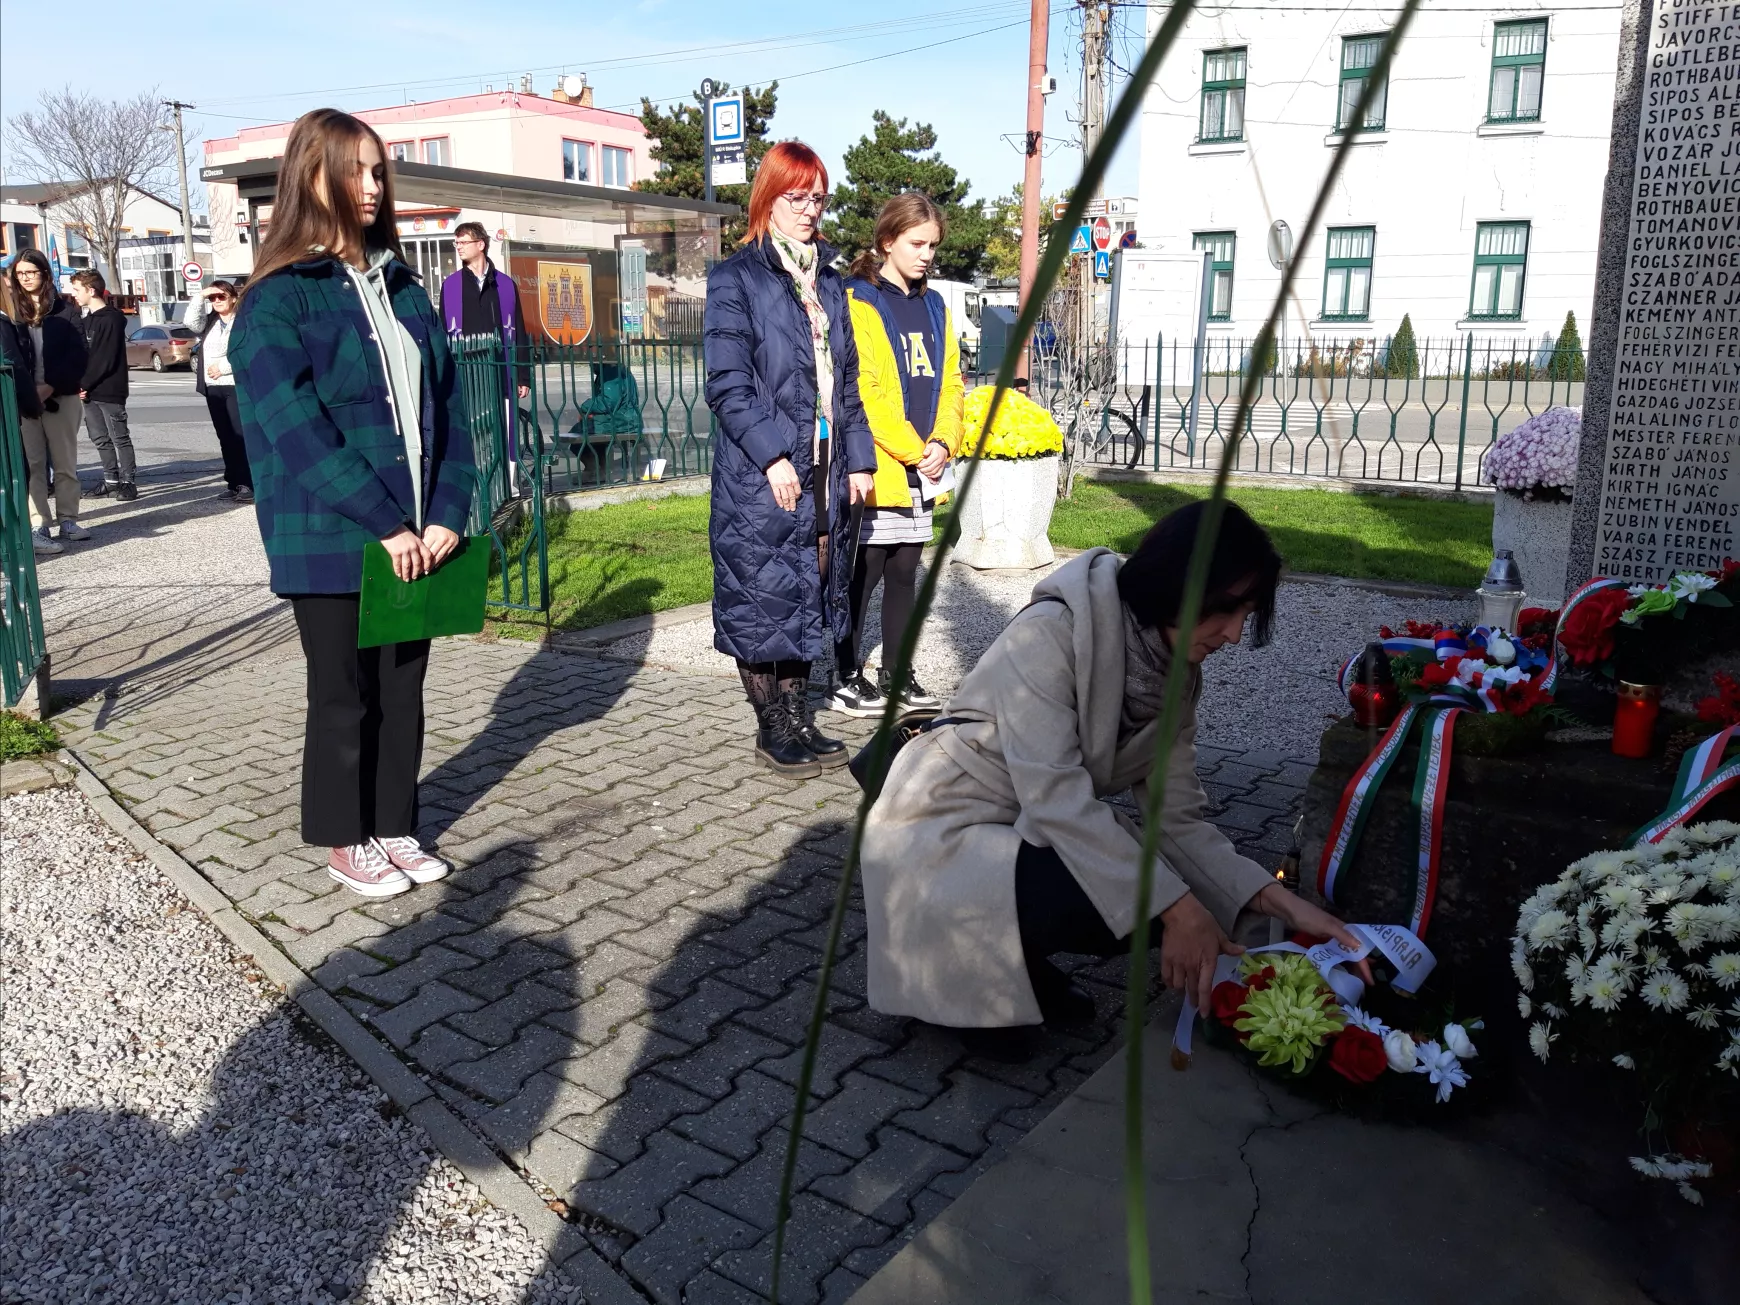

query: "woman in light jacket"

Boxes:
[704, 141, 877, 778]
[830, 193, 964, 717]
[231, 109, 475, 900]
[862, 502, 1363, 1055]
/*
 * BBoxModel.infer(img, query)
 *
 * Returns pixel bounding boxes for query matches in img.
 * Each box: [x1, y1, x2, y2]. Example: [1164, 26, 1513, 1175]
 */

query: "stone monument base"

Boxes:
[1492, 491, 1573, 607]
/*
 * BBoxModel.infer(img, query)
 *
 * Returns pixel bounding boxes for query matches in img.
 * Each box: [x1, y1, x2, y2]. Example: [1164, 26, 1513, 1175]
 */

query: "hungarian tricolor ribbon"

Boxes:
[1541, 576, 1631, 693]
[1627, 724, 1740, 846]
[1319, 703, 1418, 904]
[1407, 707, 1461, 937]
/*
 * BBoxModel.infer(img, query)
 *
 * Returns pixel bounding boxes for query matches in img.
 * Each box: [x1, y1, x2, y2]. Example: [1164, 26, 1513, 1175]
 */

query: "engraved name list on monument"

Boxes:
[1598, 2, 1740, 582]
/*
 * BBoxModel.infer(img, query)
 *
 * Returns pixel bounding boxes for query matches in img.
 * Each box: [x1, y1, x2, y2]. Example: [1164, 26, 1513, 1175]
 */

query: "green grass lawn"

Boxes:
[505, 477, 1493, 634]
[1049, 479, 1494, 589]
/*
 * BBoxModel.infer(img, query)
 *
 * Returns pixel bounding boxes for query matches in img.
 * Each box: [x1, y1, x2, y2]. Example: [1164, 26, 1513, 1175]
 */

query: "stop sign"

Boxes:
[1091, 216, 1112, 251]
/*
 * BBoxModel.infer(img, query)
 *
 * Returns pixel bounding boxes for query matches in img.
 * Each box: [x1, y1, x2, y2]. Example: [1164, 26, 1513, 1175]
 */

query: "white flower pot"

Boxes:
[1491, 491, 1574, 607]
[952, 455, 1059, 570]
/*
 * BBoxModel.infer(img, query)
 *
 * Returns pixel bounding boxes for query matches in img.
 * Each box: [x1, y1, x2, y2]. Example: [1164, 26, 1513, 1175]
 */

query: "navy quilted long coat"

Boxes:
[704, 237, 877, 663]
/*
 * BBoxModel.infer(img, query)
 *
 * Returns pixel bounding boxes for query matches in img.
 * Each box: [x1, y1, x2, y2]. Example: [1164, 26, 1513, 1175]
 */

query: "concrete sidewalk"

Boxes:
[853, 1020, 1663, 1305]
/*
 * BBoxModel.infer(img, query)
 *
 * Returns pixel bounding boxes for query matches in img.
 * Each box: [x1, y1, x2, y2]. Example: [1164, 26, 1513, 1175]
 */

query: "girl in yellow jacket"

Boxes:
[829, 193, 966, 716]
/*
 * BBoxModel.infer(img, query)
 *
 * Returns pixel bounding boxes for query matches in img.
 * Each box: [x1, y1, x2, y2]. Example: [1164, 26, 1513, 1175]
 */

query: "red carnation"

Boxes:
[1494, 679, 1554, 717]
[1210, 981, 1247, 1026]
[1402, 620, 1439, 639]
[1327, 1027, 1387, 1084]
[1557, 589, 1632, 666]
[1418, 661, 1457, 690]
[1379, 625, 1396, 639]
[1245, 965, 1277, 992]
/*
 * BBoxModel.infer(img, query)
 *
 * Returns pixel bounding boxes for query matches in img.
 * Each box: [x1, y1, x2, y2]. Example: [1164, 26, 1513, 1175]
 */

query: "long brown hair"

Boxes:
[8, 250, 59, 326]
[848, 192, 947, 283]
[245, 108, 402, 293]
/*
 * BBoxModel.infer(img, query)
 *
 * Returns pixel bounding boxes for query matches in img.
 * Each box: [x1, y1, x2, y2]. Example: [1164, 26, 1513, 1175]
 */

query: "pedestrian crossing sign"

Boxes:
[1070, 226, 1091, 255]
[1093, 250, 1112, 279]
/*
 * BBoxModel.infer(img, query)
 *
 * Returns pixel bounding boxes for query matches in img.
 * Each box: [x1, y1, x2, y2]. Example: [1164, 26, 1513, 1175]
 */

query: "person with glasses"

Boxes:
[704, 141, 877, 778]
[439, 222, 530, 402]
[188, 280, 254, 501]
[6, 250, 88, 553]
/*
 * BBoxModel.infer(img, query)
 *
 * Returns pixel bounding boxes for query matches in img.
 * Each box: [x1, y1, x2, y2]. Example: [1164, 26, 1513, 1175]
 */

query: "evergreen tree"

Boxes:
[822, 111, 996, 281]
[1548, 310, 1587, 382]
[983, 183, 1069, 282]
[635, 82, 778, 246]
[1385, 313, 1419, 379]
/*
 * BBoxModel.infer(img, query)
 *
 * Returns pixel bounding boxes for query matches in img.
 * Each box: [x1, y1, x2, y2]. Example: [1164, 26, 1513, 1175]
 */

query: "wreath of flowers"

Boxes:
[1512, 822, 1740, 1204]
[1551, 566, 1737, 670]
[1202, 950, 1484, 1108]
[1373, 621, 1560, 719]
[962, 386, 1065, 460]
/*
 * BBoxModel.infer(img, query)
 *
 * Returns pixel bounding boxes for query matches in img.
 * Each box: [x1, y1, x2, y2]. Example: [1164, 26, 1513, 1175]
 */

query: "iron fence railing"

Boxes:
[0, 362, 49, 708]
[990, 332, 1586, 491]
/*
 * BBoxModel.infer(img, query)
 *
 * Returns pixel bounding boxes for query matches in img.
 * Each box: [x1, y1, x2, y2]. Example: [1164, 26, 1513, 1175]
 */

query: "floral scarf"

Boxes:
[769, 230, 835, 443]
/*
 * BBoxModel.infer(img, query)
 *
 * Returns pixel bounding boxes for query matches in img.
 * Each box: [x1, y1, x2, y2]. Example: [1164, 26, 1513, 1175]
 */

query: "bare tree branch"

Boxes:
[7, 86, 178, 285]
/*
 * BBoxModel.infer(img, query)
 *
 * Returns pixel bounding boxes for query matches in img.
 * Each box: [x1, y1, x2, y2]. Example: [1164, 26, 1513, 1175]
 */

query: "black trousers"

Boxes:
[290, 595, 430, 847]
[205, 387, 253, 491]
[1015, 840, 1144, 961]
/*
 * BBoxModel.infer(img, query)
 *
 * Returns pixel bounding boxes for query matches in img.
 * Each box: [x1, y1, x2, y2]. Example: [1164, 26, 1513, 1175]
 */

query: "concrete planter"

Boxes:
[952, 455, 1059, 570]
[1491, 491, 1574, 607]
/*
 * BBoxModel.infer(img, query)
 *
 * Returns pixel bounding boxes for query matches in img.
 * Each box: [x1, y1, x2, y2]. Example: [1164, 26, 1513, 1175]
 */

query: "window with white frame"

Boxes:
[1488, 19, 1548, 123]
[563, 139, 592, 183]
[1193, 231, 1236, 321]
[388, 141, 414, 163]
[1469, 221, 1531, 319]
[421, 137, 450, 166]
[602, 146, 632, 188]
[1337, 34, 1389, 132]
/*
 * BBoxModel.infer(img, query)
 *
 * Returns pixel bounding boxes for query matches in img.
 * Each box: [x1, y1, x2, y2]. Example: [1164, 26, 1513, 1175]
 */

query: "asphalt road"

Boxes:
[78, 367, 222, 483]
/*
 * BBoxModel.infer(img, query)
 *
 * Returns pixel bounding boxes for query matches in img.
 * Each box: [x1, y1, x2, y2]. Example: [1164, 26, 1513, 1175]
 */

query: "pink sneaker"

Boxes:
[374, 836, 451, 884]
[329, 842, 411, 897]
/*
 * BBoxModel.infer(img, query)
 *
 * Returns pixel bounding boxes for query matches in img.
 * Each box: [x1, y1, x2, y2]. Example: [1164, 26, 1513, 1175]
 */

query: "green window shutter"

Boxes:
[1322, 226, 1375, 320]
[1337, 34, 1389, 132]
[1469, 221, 1531, 319]
[1489, 20, 1548, 123]
[1193, 231, 1237, 321]
[1199, 48, 1247, 143]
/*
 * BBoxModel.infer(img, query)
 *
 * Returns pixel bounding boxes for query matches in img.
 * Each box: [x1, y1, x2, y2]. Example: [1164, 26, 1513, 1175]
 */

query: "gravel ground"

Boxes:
[0, 787, 579, 1305]
[595, 560, 1474, 760]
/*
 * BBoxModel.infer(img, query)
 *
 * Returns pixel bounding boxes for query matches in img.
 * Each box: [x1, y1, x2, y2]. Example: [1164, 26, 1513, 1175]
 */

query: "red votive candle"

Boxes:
[1612, 681, 1661, 759]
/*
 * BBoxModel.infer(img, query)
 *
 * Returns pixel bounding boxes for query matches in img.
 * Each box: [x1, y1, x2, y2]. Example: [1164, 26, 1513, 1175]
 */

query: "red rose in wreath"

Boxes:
[1516, 606, 1560, 639]
[1327, 1027, 1387, 1084]
[1210, 981, 1247, 1027]
[1418, 661, 1457, 690]
[1557, 589, 1632, 666]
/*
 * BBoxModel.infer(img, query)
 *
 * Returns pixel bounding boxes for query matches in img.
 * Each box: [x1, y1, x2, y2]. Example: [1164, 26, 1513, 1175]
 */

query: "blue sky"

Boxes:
[0, 0, 1144, 211]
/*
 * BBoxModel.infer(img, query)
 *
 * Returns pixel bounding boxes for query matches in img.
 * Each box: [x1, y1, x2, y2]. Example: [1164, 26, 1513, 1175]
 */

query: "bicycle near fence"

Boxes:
[975, 330, 1586, 492]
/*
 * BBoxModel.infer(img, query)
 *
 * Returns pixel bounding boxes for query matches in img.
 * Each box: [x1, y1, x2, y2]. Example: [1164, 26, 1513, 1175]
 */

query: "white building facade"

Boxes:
[1137, 2, 1622, 360]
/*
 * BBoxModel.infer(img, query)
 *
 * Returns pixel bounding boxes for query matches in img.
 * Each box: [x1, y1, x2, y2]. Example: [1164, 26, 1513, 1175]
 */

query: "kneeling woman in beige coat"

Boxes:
[862, 502, 1362, 1049]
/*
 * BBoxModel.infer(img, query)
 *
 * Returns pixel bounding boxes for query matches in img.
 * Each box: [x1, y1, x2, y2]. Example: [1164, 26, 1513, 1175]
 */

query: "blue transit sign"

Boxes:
[709, 95, 746, 147]
[1070, 225, 1092, 255]
[1093, 249, 1112, 279]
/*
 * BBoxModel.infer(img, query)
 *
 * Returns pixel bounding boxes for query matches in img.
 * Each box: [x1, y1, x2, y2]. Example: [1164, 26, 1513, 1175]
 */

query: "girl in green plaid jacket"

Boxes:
[232, 109, 476, 900]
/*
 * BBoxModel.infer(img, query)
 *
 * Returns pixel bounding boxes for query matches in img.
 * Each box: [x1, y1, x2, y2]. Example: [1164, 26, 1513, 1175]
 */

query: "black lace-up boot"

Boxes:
[754, 699, 822, 777]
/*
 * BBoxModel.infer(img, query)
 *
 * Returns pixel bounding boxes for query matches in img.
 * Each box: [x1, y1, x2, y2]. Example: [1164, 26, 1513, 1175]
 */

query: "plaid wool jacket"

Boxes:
[231, 252, 476, 595]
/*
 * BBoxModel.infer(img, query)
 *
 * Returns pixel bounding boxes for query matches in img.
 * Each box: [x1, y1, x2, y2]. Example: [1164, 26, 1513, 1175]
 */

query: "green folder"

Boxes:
[358, 535, 491, 649]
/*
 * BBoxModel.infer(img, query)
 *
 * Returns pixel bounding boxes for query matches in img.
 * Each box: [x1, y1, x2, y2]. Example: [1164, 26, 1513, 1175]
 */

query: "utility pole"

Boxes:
[164, 100, 197, 267]
[700, 79, 717, 205]
[1078, 2, 1110, 351]
[1015, 0, 1049, 381]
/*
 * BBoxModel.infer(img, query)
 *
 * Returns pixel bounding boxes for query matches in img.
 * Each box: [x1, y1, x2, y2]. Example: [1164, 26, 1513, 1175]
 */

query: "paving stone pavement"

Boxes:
[50, 551, 1309, 1305]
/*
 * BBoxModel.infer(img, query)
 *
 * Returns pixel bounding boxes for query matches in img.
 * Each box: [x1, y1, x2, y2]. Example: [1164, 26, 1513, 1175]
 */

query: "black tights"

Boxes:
[841, 541, 923, 676]
[737, 659, 810, 708]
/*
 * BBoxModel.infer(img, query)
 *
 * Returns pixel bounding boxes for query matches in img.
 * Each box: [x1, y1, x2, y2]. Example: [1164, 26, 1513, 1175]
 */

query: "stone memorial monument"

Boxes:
[1569, 0, 1740, 590]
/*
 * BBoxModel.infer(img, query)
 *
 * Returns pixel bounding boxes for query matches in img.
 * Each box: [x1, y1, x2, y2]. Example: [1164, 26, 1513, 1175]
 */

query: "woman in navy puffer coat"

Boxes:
[705, 141, 877, 778]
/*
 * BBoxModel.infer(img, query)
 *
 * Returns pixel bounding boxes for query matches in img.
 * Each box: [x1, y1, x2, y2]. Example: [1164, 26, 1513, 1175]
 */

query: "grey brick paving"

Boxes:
[58, 601, 1307, 1304]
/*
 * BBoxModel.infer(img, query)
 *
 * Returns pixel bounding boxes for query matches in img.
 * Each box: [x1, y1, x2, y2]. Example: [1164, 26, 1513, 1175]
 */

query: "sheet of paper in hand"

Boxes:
[358, 535, 491, 649]
[918, 462, 957, 504]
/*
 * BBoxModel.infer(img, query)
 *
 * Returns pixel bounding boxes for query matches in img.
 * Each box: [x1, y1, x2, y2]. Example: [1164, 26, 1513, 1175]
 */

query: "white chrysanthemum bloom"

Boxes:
[1629, 1155, 1665, 1179]
[1517, 993, 1532, 1019]
[1689, 1005, 1723, 1030]
[1666, 902, 1709, 951]
[1641, 973, 1691, 1011]
[1511, 948, 1535, 991]
[1342, 1006, 1390, 1036]
[1708, 953, 1740, 989]
[1651, 871, 1695, 905]
[1601, 882, 1646, 915]
[1642, 945, 1670, 972]
[1564, 956, 1591, 985]
[1529, 1021, 1556, 1062]
[1612, 1054, 1635, 1069]
[1527, 909, 1574, 951]
[1677, 1182, 1705, 1206]
[1586, 976, 1625, 1011]
[1579, 925, 1599, 956]
[1703, 902, 1740, 943]
[1685, 821, 1740, 845]
[1541, 1002, 1567, 1019]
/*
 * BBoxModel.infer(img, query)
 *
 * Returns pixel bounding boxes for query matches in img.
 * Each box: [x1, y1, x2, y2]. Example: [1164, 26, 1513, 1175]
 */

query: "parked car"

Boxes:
[126, 324, 197, 372]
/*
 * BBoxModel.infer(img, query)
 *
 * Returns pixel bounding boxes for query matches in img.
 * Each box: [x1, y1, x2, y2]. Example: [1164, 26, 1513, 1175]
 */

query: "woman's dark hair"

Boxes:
[9, 250, 58, 325]
[1117, 500, 1283, 647]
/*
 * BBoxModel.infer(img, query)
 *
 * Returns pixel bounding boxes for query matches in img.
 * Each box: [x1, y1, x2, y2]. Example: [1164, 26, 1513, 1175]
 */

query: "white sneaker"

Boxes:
[373, 836, 451, 884]
[32, 528, 64, 556]
[328, 842, 412, 897]
[58, 518, 91, 542]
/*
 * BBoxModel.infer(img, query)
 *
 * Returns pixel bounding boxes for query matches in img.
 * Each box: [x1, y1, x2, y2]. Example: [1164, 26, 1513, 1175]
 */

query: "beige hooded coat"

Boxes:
[861, 547, 1277, 1028]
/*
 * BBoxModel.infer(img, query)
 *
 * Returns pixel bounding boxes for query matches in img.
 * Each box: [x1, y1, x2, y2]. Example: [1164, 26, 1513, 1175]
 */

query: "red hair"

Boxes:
[743, 141, 829, 245]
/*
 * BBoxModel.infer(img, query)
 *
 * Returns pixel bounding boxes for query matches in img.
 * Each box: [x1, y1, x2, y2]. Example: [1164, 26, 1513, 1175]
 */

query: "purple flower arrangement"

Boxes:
[1484, 406, 1581, 502]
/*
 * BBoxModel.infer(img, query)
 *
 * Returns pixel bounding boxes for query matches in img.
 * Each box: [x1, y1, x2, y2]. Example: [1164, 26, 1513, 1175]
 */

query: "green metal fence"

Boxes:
[1014, 332, 1586, 491]
[0, 362, 49, 708]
